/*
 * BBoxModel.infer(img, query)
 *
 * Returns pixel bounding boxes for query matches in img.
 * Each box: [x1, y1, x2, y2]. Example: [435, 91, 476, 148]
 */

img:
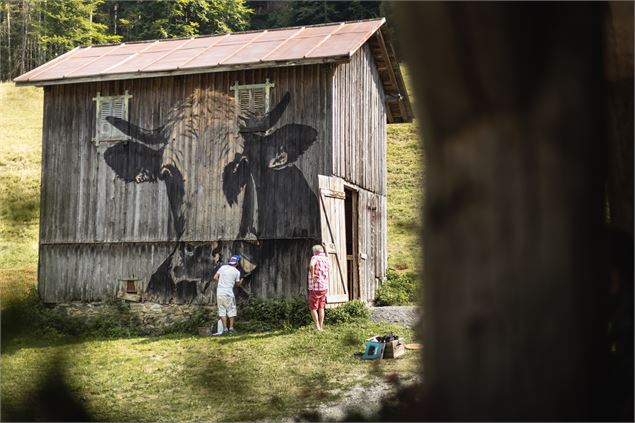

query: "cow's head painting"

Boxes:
[101, 88, 318, 303]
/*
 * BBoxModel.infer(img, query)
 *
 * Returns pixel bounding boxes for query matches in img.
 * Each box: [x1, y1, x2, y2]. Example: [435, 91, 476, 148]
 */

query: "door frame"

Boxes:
[344, 185, 360, 301]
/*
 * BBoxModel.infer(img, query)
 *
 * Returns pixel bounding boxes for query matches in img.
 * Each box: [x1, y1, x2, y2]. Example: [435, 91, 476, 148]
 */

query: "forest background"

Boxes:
[0, 0, 399, 81]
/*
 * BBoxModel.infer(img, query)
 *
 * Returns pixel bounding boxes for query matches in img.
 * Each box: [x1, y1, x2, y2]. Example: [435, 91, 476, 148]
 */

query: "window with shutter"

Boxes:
[92, 90, 133, 145]
[230, 79, 274, 119]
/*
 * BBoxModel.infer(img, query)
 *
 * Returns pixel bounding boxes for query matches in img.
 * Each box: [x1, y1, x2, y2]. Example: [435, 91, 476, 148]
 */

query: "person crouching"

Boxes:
[214, 255, 244, 334]
[308, 244, 329, 331]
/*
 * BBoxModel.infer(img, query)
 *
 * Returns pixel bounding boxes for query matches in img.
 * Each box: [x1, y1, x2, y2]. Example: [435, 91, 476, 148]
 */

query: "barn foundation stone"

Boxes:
[54, 301, 216, 333]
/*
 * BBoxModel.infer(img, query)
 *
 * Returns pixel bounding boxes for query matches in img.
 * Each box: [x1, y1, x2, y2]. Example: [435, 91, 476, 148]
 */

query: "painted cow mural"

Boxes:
[223, 92, 319, 240]
[102, 89, 318, 303]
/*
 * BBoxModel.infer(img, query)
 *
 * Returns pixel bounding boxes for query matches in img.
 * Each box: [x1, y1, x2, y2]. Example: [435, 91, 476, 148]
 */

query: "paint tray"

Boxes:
[361, 341, 385, 360]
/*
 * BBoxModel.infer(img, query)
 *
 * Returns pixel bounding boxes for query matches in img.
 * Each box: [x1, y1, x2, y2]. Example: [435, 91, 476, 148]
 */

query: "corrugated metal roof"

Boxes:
[14, 18, 386, 86]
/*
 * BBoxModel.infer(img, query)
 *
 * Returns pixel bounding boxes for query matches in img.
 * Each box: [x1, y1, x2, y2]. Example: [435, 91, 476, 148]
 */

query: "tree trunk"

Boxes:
[7, 2, 11, 79]
[19, 0, 29, 75]
[605, 1, 634, 237]
[393, 3, 609, 420]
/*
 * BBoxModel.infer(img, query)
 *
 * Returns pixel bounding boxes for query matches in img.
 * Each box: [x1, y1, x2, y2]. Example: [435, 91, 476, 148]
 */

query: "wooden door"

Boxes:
[318, 175, 348, 304]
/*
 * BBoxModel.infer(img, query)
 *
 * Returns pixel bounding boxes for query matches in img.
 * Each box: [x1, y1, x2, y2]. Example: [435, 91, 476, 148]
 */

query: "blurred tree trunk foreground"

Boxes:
[393, 3, 633, 420]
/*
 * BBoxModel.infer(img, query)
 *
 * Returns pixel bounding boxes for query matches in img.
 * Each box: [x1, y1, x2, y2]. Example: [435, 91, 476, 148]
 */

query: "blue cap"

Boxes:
[229, 255, 241, 265]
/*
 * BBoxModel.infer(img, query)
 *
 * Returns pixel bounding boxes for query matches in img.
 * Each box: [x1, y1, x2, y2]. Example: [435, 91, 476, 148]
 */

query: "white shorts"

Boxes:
[217, 295, 237, 318]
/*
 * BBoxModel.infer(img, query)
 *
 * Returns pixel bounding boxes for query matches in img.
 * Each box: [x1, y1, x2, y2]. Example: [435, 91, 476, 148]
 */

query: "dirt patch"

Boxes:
[370, 306, 419, 327]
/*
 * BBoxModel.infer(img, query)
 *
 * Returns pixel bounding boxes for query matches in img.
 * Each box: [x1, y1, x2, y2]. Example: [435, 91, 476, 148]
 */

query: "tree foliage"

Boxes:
[36, 0, 121, 55]
[1, 0, 390, 81]
[110, 0, 252, 41]
[1, 0, 252, 81]
[247, 1, 382, 30]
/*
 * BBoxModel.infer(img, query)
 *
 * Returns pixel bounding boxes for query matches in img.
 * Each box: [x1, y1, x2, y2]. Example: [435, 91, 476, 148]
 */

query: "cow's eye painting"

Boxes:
[101, 90, 318, 303]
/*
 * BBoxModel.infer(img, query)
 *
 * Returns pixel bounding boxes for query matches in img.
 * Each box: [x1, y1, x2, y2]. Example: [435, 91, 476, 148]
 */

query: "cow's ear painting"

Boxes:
[238, 92, 290, 134]
[100, 90, 319, 303]
[106, 116, 168, 146]
[103, 142, 163, 183]
[263, 123, 318, 170]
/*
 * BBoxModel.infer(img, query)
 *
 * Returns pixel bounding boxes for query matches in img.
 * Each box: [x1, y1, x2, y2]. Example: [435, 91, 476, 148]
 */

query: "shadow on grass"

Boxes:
[1, 355, 93, 422]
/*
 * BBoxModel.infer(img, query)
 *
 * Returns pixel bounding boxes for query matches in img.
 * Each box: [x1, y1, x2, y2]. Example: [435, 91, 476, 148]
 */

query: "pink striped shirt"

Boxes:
[308, 253, 329, 291]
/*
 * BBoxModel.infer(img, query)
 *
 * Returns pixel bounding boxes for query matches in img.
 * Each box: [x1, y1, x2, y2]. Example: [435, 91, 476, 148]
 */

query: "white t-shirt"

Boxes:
[216, 265, 241, 297]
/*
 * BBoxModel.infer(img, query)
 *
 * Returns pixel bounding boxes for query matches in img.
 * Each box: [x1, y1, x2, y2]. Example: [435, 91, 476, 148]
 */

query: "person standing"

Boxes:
[214, 255, 243, 334]
[308, 244, 329, 331]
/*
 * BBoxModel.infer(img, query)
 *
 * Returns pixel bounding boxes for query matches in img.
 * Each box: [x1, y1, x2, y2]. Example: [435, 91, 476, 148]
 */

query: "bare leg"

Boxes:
[310, 309, 319, 330]
[228, 316, 235, 329]
[318, 308, 325, 331]
[220, 316, 227, 331]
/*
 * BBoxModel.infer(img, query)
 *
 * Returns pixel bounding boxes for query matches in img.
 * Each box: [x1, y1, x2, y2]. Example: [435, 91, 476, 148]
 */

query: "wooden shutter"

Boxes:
[238, 89, 251, 113]
[231, 80, 274, 121]
[92, 91, 132, 145]
[251, 87, 266, 118]
[98, 99, 113, 140]
[111, 98, 126, 139]
[318, 175, 348, 304]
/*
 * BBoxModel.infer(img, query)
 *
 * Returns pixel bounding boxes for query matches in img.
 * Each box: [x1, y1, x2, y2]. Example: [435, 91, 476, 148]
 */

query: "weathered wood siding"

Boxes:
[332, 44, 387, 195]
[39, 240, 316, 302]
[331, 44, 388, 301]
[39, 65, 334, 303]
[356, 188, 387, 302]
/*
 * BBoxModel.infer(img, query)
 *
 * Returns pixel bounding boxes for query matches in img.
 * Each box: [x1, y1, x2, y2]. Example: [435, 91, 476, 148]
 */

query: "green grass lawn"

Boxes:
[0, 83, 42, 301]
[2, 323, 419, 422]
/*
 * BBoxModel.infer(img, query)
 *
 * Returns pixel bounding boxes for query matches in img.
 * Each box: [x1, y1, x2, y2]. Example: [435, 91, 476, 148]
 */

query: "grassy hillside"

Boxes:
[0, 81, 422, 301]
[0, 83, 43, 301]
[386, 122, 422, 272]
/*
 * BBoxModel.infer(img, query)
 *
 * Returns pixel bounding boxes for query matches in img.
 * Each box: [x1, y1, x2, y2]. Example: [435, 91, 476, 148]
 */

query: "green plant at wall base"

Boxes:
[374, 270, 418, 306]
[239, 297, 371, 328]
[239, 296, 312, 328]
[324, 300, 371, 324]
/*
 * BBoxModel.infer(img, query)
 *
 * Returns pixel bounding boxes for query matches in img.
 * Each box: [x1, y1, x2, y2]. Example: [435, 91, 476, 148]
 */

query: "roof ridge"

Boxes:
[70, 18, 387, 50]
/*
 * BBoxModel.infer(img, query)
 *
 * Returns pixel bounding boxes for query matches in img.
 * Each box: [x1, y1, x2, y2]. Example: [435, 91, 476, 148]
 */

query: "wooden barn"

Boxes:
[14, 18, 413, 305]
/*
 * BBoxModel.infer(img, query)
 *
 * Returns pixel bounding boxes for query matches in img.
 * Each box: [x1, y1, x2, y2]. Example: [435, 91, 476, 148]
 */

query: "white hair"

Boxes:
[312, 244, 325, 254]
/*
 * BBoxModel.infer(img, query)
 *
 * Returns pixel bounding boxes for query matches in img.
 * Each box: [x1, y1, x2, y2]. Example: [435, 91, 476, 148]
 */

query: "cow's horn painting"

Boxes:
[101, 90, 319, 303]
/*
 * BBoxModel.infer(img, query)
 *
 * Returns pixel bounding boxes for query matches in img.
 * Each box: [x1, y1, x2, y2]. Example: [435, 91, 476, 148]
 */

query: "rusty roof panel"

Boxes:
[255, 28, 303, 42]
[264, 36, 326, 61]
[220, 40, 281, 65]
[306, 32, 368, 58]
[107, 52, 167, 73]
[67, 55, 129, 77]
[181, 44, 240, 68]
[217, 31, 263, 46]
[184, 36, 225, 49]
[34, 57, 99, 80]
[295, 24, 342, 38]
[72, 45, 121, 58]
[144, 39, 191, 52]
[143, 48, 209, 71]
[14, 18, 387, 85]
[335, 20, 382, 34]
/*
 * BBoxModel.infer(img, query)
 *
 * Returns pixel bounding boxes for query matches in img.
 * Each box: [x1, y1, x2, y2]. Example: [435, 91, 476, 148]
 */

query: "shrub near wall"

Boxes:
[374, 270, 418, 306]
[0, 288, 216, 342]
[239, 297, 370, 328]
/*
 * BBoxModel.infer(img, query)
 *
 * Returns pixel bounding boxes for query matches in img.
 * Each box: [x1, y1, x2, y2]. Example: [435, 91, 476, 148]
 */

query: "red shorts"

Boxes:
[308, 290, 327, 310]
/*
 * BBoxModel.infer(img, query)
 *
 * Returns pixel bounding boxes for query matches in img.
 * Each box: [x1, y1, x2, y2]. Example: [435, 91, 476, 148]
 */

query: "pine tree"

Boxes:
[114, 0, 252, 42]
[35, 0, 120, 59]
